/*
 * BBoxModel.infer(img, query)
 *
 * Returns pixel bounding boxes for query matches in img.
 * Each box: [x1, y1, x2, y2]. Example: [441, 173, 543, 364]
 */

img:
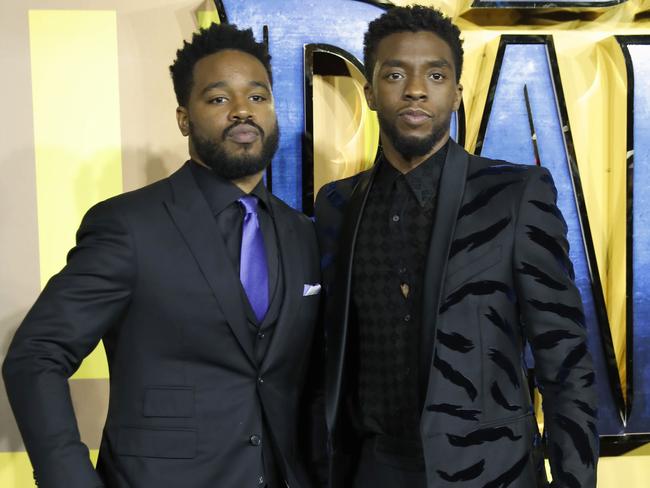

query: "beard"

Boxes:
[190, 120, 279, 180]
[378, 111, 450, 160]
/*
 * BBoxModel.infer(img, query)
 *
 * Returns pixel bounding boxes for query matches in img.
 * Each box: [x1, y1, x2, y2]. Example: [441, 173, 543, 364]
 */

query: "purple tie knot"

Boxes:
[238, 194, 259, 215]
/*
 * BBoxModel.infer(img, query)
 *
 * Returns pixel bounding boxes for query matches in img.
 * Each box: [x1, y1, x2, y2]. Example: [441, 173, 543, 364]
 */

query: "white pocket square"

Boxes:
[303, 284, 321, 296]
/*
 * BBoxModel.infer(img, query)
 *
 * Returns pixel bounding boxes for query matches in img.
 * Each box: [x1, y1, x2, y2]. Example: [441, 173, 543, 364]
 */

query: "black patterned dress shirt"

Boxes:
[352, 143, 447, 447]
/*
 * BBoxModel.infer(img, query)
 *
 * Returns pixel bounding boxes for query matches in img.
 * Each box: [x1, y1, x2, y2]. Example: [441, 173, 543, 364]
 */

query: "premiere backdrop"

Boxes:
[1, 0, 650, 486]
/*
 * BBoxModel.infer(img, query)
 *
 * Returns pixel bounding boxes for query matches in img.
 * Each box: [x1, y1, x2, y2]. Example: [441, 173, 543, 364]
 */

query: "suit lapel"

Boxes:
[259, 199, 299, 370]
[164, 163, 255, 365]
[419, 141, 470, 400]
[325, 165, 378, 433]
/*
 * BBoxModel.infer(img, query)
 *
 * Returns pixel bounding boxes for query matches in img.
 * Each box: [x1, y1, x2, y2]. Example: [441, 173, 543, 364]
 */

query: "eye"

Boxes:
[385, 72, 405, 81]
[429, 72, 445, 81]
[209, 96, 228, 104]
[249, 95, 267, 102]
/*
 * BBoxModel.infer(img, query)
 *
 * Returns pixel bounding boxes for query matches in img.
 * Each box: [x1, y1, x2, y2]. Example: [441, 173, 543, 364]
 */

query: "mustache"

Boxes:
[222, 120, 265, 140]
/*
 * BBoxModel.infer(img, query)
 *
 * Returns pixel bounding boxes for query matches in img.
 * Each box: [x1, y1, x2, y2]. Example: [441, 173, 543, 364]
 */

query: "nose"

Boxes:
[229, 97, 253, 121]
[404, 77, 427, 101]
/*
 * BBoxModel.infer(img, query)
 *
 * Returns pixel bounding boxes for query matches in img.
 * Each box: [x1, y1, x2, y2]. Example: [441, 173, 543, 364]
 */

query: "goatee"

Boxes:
[190, 120, 279, 180]
[378, 112, 450, 160]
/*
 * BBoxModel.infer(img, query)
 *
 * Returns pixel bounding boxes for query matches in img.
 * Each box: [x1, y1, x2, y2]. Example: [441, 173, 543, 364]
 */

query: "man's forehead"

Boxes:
[199, 80, 271, 96]
[195, 50, 267, 74]
[375, 31, 451, 58]
[193, 50, 270, 84]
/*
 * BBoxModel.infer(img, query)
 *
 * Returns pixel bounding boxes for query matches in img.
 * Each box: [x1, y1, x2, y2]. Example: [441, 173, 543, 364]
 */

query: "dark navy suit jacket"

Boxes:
[3, 162, 321, 488]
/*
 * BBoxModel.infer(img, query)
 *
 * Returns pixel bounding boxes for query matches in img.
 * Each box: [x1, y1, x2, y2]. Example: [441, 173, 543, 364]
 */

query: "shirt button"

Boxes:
[249, 434, 262, 446]
[403, 314, 411, 322]
[392, 214, 400, 222]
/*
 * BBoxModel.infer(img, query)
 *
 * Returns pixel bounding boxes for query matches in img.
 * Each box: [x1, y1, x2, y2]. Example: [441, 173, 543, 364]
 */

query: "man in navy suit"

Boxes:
[4, 23, 320, 488]
[315, 6, 598, 487]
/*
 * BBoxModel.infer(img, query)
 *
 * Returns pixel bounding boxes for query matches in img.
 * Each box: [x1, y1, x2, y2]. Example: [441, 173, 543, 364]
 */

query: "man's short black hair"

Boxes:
[363, 5, 463, 83]
[169, 23, 272, 107]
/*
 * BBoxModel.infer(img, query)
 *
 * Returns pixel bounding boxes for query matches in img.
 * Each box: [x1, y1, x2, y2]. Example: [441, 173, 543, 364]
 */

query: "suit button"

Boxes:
[257, 332, 265, 339]
[392, 214, 400, 222]
[258, 475, 265, 485]
[403, 314, 411, 322]
[249, 434, 261, 446]
[258, 376, 264, 384]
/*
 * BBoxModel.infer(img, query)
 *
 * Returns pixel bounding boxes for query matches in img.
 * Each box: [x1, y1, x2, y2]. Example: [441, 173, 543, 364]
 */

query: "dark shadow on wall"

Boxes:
[121, 147, 186, 192]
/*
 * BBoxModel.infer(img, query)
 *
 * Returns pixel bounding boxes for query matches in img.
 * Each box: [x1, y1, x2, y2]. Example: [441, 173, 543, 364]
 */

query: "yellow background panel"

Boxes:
[29, 10, 123, 379]
[555, 33, 628, 396]
[197, 10, 220, 29]
[598, 442, 650, 487]
[312, 58, 379, 195]
[196, 0, 221, 28]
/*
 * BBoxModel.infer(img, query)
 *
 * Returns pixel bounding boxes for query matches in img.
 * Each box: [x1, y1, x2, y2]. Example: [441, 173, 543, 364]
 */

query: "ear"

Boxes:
[176, 106, 190, 136]
[453, 83, 463, 112]
[364, 82, 377, 111]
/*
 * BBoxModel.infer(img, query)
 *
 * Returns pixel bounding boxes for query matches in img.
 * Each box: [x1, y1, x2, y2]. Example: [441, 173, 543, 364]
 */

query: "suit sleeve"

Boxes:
[2, 199, 136, 488]
[513, 167, 598, 488]
[314, 181, 348, 296]
[304, 186, 337, 487]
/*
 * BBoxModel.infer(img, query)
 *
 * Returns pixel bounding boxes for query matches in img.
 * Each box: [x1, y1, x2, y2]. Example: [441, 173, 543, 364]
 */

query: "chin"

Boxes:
[396, 126, 429, 138]
[230, 147, 261, 158]
[399, 134, 430, 145]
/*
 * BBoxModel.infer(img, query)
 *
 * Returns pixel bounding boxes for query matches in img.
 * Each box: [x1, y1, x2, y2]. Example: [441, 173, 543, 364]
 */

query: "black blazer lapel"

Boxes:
[419, 141, 470, 400]
[164, 163, 255, 365]
[325, 165, 378, 434]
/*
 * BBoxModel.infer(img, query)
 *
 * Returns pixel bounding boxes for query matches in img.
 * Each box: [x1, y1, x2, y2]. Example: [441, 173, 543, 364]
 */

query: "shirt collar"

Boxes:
[377, 141, 448, 207]
[189, 160, 270, 215]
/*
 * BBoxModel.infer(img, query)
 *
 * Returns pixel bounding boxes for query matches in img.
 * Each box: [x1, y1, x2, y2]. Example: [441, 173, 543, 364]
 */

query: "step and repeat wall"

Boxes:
[1, 0, 649, 485]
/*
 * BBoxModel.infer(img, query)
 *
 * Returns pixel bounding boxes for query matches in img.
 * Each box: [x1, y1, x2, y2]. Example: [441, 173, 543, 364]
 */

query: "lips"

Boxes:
[225, 124, 260, 144]
[399, 108, 431, 126]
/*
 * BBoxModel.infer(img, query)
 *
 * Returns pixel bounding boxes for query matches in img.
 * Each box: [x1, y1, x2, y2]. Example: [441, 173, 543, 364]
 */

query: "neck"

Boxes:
[190, 152, 265, 194]
[232, 171, 265, 193]
[381, 133, 449, 174]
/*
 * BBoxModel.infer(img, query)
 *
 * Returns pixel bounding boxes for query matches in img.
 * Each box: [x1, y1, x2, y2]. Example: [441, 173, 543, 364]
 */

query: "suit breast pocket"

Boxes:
[445, 245, 503, 293]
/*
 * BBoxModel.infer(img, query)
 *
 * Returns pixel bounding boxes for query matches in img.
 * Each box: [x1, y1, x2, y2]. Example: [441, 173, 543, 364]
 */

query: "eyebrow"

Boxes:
[200, 80, 271, 95]
[381, 59, 452, 69]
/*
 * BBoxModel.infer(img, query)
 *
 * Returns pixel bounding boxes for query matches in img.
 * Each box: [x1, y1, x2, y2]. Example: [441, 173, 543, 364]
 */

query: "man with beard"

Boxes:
[3, 23, 320, 488]
[315, 6, 598, 488]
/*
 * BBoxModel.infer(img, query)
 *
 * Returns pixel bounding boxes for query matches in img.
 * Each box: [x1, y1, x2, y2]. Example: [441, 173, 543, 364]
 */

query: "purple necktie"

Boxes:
[238, 195, 269, 323]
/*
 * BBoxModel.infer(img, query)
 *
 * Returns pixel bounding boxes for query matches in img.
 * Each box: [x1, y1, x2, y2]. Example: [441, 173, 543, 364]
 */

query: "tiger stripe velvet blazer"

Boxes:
[314, 140, 598, 488]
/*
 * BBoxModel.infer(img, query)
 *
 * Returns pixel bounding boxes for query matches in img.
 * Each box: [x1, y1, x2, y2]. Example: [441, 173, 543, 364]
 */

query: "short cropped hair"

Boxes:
[169, 23, 272, 106]
[363, 5, 463, 83]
